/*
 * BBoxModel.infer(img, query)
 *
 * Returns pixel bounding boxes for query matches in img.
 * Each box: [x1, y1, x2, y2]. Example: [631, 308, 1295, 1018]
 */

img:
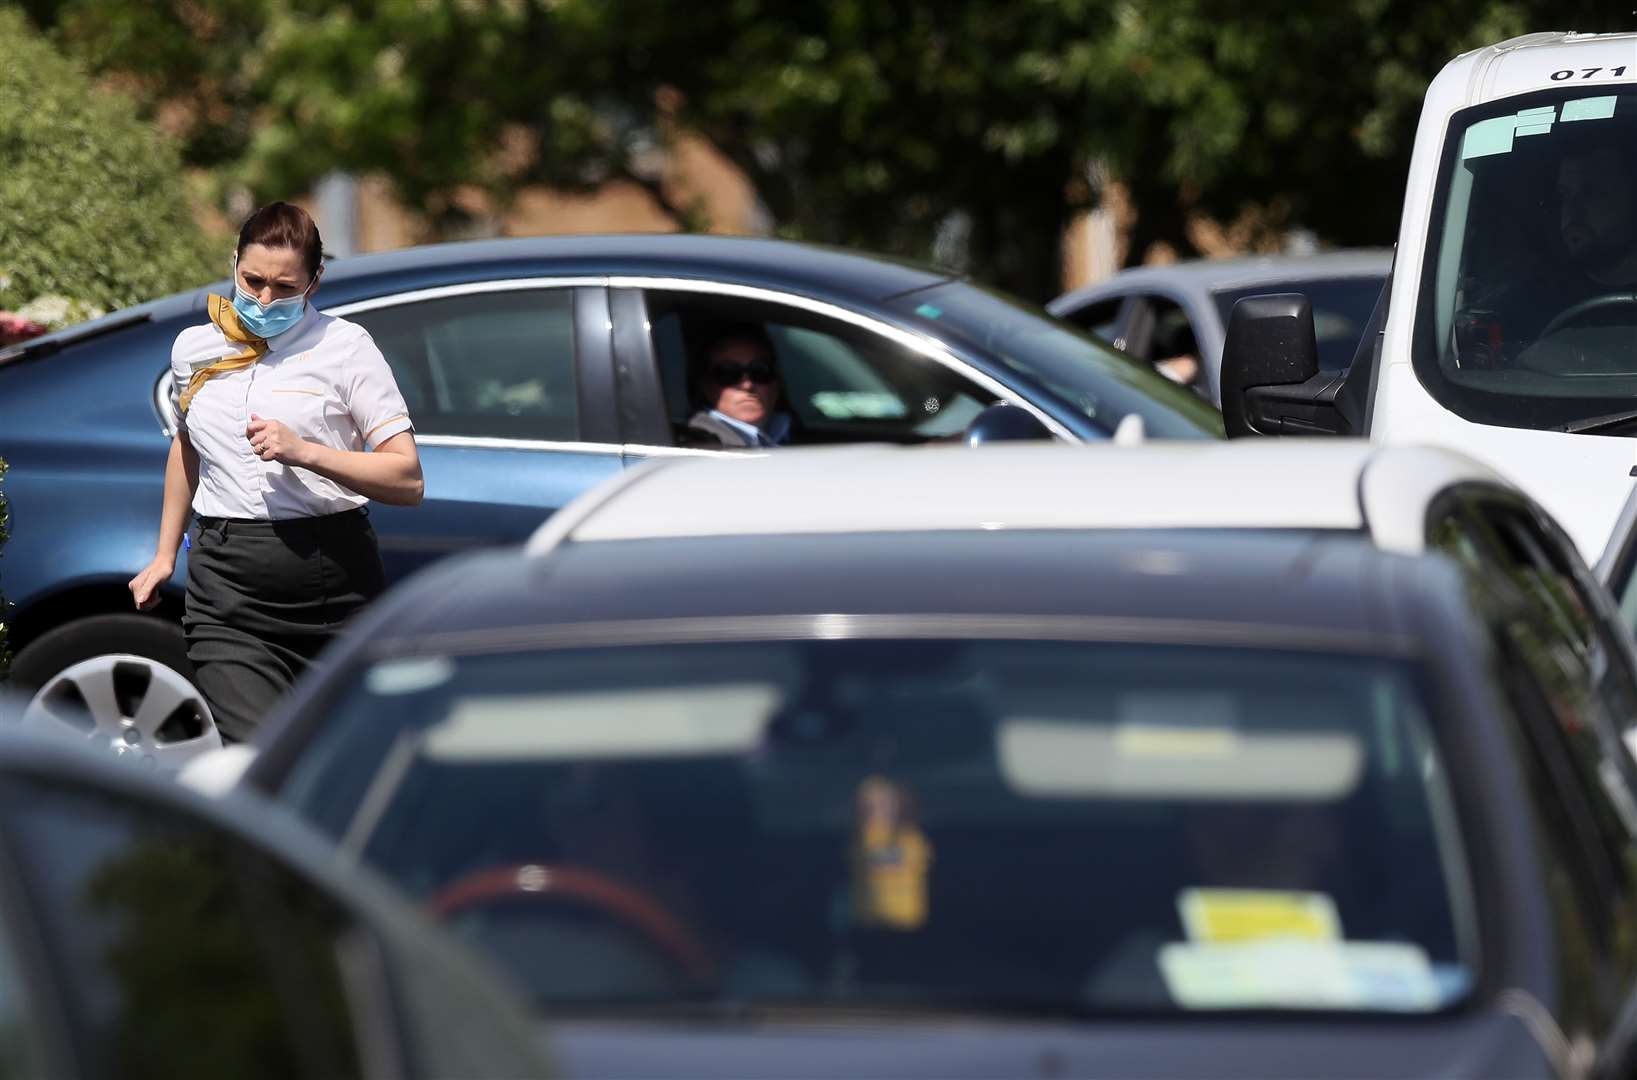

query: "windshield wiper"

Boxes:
[1557, 409, 1637, 436]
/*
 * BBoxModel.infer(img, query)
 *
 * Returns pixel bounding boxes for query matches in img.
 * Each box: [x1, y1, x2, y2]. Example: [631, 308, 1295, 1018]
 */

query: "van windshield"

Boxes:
[1417, 88, 1637, 434]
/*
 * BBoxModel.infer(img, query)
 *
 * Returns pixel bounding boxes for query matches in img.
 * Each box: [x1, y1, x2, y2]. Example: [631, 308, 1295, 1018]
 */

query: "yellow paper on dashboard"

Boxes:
[1178, 888, 1341, 944]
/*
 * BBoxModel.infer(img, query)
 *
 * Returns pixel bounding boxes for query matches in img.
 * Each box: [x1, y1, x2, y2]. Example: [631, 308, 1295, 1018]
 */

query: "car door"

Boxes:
[1488, 635, 1637, 1077]
[1428, 496, 1637, 1070]
[332, 280, 623, 581]
[605, 283, 1018, 458]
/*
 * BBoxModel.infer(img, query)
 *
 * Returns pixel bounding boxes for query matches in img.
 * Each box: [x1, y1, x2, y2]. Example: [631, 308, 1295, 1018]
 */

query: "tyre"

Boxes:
[10, 614, 193, 690]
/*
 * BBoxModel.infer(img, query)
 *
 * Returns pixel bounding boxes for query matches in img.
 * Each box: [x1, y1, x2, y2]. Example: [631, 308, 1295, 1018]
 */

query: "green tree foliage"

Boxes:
[0, 6, 218, 324]
[22, 0, 1633, 300]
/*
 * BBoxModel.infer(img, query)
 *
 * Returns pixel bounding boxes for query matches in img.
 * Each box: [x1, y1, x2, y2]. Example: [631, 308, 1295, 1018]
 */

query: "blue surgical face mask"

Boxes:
[231, 272, 313, 339]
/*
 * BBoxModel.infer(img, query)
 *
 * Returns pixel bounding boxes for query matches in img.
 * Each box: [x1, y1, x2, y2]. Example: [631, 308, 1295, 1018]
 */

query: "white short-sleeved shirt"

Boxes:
[171, 305, 414, 520]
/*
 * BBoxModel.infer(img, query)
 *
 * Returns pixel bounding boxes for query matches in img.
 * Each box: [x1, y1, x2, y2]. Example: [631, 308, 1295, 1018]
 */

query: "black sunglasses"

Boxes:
[706, 359, 777, 386]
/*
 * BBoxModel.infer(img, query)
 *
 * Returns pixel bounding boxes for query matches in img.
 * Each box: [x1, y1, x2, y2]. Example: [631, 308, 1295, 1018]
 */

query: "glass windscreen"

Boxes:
[278, 639, 1474, 1017]
[1214, 277, 1386, 371]
[5, 784, 366, 1079]
[895, 284, 1225, 439]
[1418, 88, 1637, 433]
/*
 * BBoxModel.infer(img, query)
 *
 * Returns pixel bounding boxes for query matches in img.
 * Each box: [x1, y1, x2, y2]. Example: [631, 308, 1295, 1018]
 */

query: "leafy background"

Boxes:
[4, 1, 1632, 303]
[0, 7, 218, 328]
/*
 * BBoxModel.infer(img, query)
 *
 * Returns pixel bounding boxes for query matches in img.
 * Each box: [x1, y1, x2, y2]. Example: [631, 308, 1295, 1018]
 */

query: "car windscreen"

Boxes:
[276, 638, 1475, 1018]
[1416, 87, 1637, 433]
[893, 283, 1224, 439]
[1214, 276, 1386, 371]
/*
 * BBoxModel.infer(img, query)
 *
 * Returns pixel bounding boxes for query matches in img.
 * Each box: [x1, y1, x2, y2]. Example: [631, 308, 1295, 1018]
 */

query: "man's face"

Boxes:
[1559, 146, 1636, 269]
[702, 338, 780, 427]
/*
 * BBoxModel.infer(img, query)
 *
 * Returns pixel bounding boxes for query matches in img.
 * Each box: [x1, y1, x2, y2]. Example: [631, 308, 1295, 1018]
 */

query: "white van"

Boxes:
[1220, 31, 1637, 559]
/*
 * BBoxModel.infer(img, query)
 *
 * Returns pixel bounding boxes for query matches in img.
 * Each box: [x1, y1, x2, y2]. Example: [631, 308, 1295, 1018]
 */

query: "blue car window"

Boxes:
[646, 292, 998, 446]
[349, 288, 579, 441]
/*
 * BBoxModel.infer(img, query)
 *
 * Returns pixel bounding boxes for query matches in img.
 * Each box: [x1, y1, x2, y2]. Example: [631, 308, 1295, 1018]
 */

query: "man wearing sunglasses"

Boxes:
[683, 323, 793, 449]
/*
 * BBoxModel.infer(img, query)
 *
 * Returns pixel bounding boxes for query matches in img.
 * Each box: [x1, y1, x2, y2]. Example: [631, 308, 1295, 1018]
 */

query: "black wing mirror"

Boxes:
[965, 402, 1053, 446]
[1219, 293, 1351, 438]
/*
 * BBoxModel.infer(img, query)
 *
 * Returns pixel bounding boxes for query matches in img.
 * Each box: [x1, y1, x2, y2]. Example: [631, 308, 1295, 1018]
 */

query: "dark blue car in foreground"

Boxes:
[0, 234, 1218, 738]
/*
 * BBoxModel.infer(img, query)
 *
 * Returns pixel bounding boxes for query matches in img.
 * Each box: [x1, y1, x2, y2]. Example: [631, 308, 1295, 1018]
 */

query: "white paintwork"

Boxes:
[1357, 445, 1506, 555]
[176, 744, 258, 796]
[1371, 32, 1637, 559]
[531, 441, 1506, 548]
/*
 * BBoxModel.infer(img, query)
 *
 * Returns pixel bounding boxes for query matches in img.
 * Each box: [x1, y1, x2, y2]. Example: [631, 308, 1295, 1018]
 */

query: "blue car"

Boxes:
[0, 234, 1219, 738]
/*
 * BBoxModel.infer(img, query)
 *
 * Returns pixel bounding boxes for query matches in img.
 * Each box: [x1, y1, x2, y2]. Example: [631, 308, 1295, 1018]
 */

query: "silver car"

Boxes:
[1048, 250, 1391, 405]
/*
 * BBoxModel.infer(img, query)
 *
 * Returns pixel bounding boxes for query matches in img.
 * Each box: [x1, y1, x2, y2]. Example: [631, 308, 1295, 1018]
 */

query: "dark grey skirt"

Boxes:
[183, 507, 385, 742]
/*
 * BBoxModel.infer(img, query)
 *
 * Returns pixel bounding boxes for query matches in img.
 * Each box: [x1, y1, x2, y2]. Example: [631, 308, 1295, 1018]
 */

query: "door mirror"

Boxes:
[1220, 293, 1350, 438]
[965, 402, 1053, 446]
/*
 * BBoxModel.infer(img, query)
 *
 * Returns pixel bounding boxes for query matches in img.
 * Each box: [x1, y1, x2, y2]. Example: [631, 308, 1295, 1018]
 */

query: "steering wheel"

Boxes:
[1539, 292, 1637, 339]
[427, 862, 716, 984]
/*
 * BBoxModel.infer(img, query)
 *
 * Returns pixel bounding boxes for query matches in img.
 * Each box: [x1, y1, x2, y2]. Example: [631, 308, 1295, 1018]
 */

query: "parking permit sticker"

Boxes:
[1562, 95, 1618, 122]
[1157, 940, 1442, 1011]
[1179, 888, 1341, 944]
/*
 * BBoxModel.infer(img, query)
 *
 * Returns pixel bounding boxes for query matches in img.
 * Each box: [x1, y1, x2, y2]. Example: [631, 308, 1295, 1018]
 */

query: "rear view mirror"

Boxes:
[965, 402, 1053, 446]
[1220, 294, 1350, 438]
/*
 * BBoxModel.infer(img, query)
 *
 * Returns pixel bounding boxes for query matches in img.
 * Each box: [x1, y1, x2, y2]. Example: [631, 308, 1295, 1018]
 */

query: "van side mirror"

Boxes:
[1219, 293, 1351, 439]
[965, 402, 1053, 445]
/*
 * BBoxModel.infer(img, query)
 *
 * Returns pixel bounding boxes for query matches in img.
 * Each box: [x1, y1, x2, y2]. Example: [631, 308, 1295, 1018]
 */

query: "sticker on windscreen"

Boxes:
[1178, 888, 1341, 944]
[365, 656, 456, 695]
[1461, 105, 1556, 160]
[1157, 939, 1442, 1012]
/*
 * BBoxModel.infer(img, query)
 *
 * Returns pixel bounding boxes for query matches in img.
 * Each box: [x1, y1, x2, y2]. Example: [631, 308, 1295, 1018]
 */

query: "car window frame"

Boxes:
[1483, 493, 1637, 742]
[1429, 494, 1637, 1045]
[607, 276, 1078, 456]
[1058, 293, 1131, 347]
[324, 278, 622, 453]
[1597, 487, 1637, 637]
[1431, 492, 1637, 930]
[1134, 290, 1209, 365]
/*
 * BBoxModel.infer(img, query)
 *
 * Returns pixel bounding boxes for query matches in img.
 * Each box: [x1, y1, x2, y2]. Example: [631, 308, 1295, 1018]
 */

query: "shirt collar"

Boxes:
[710, 409, 791, 447]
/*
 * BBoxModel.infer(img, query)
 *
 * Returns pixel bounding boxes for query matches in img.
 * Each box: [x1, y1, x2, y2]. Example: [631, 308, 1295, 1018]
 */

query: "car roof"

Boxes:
[524, 441, 1505, 554]
[359, 525, 1442, 652]
[0, 234, 953, 367]
[324, 232, 952, 302]
[1446, 32, 1637, 109]
[1048, 250, 1391, 312]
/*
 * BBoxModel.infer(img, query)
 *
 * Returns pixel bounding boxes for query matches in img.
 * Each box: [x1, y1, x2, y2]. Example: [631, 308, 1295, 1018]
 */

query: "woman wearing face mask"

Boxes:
[127, 202, 423, 741]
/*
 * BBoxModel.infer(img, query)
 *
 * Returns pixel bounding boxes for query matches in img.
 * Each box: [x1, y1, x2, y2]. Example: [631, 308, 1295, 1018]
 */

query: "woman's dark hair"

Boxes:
[236, 202, 324, 278]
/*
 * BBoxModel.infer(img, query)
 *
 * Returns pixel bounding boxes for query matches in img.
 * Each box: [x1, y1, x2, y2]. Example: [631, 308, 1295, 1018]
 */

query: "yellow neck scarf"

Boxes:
[178, 295, 268, 414]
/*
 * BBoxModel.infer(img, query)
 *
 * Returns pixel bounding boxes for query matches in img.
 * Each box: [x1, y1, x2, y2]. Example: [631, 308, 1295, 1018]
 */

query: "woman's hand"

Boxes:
[246, 414, 312, 466]
[128, 556, 175, 611]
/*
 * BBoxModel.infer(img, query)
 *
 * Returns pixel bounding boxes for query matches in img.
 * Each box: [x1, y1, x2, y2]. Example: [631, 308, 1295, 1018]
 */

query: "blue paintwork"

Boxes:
[0, 234, 1216, 655]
